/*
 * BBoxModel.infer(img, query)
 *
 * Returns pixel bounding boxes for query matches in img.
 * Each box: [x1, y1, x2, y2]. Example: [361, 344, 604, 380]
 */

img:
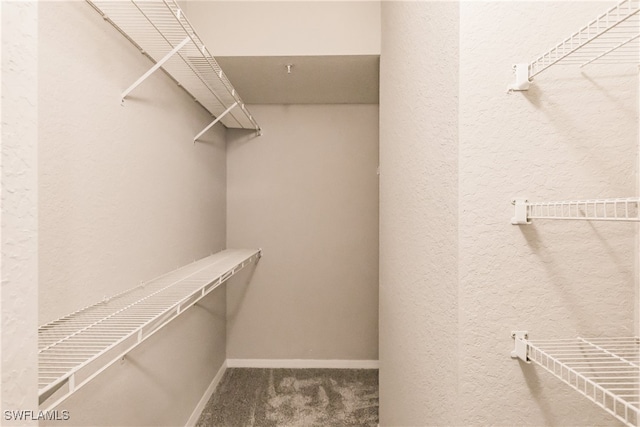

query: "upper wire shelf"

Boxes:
[512, 333, 640, 427]
[509, 0, 640, 90]
[511, 197, 640, 224]
[38, 248, 261, 410]
[86, 0, 260, 134]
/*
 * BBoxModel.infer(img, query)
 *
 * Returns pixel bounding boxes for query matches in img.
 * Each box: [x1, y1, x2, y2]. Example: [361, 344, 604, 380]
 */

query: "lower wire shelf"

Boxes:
[511, 197, 640, 224]
[512, 332, 640, 426]
[38, 248, 261, 410]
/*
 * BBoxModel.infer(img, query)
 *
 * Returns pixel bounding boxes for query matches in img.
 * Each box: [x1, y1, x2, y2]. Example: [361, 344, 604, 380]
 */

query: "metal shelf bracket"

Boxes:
[511, 331, 530, 362]
[121, 36, 190, 102]
[511, 198, 530, 225]
[193, 102, 238, 142]
[507, 63, 531, 92]
[89, 0, 260, 131]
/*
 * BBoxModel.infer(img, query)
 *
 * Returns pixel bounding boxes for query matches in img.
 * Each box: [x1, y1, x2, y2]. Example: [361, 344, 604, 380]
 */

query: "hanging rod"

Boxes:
[38, 248, 262, 410]
[511, 197, 640, 224]
[87, 0, 260, 133]
[509, 0, 640, 91]
[511, 332, 640, 427]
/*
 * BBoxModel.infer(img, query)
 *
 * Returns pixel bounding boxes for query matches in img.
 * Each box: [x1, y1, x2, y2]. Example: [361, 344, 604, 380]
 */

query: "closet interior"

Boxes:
[33, 0, 379, 425]
[3, 0, 640, 425]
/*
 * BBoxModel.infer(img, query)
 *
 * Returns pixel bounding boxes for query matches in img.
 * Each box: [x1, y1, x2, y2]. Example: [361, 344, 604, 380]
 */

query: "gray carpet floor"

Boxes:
[196, 368, 379, 427]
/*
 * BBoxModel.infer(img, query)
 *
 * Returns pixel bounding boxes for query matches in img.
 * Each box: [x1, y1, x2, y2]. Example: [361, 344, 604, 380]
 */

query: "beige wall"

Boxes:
[186, 1, 381, 57]
[380, 1, 638, 426]
[226, 104, 379, 360]
[39, 1, 227, 325]
[38, 2, 228, 425]
[1, 1, 40, 420]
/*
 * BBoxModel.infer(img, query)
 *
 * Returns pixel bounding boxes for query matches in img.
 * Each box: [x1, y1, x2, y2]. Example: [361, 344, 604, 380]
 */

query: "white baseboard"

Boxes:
[226, 359, 379, 369]
[185, 360, 227, 427]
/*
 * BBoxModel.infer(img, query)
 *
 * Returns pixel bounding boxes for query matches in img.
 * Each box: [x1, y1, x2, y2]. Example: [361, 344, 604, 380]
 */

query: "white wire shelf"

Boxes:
[86, 0, 260, 135]
[511, 197, 640, 224]
[509, 0, 640, 90]
[38, 248, 261, 410]
[512, 332, 640, 427]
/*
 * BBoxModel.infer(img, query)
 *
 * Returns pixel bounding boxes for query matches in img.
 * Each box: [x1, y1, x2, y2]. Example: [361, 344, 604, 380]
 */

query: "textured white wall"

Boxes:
[38, 2, 228, 425]
[379, 2, 460, 425]
[1, 1, 39, 422]
[459, 2, 636, 425]
[186, 1, 381, 56]
[380, 1, 638, 426]
[226, 104, 379, 361]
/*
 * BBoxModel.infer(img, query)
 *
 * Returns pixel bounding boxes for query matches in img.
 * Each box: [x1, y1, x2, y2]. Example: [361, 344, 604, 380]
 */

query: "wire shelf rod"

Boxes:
[38, 257, 220, 354]
[512, 334, 640, 426]
[38, 249, 261, 410]
[511, 197, 640, 224]
[580, 337, 640, 368]
[582, 33, 640, 66]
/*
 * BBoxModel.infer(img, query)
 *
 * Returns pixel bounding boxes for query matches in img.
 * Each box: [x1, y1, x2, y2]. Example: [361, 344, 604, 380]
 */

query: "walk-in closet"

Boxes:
[1, 1, 639, 426]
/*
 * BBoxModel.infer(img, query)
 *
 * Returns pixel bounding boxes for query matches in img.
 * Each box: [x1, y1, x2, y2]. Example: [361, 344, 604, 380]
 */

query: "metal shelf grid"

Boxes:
[87, 0, 260, 131]
[529, 0, 640, 78]
[38, 248, 261, 410]
[513, 335, 640, 427]
[511, 198, 640, 224]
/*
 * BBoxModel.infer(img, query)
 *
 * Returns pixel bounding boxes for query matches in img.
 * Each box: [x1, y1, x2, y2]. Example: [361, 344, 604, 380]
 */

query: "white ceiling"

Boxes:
[215, 55, 380, 105]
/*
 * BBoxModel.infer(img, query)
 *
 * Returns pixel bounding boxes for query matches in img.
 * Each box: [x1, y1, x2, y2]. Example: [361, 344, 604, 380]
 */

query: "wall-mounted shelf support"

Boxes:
[511, 331, 530, 361]
[511, 198, 530, 225]
[510, 334, 640, 426]
[507, 64, 530, 92]
[121, 36, 190, 102]
[194, 101, 237, 142]
[511, 197, 640, 224]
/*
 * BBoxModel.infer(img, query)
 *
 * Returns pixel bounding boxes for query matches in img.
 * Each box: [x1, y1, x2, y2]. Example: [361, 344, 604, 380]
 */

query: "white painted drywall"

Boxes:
[379, 2, 459, 425]
[459, 2, 636, 425]
[185, 1, 381, 57]
[1, 1, 39, 422]
[380, 1, 638, 426]
[226, 104, 379, 361]
[38, 2, 228, 425]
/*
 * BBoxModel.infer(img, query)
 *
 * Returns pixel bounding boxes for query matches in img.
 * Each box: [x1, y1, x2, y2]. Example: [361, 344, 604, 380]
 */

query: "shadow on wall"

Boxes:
[581, 72, 640, 119]
[519, 225, 581, 322]
[513, 71, 637, 186]
[225, 127, 263, 148]
[226, 259, 259, 323]
[518, 72, 636, 118]
[518, 358, 557, 426]
[518, 223, 633, 335]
